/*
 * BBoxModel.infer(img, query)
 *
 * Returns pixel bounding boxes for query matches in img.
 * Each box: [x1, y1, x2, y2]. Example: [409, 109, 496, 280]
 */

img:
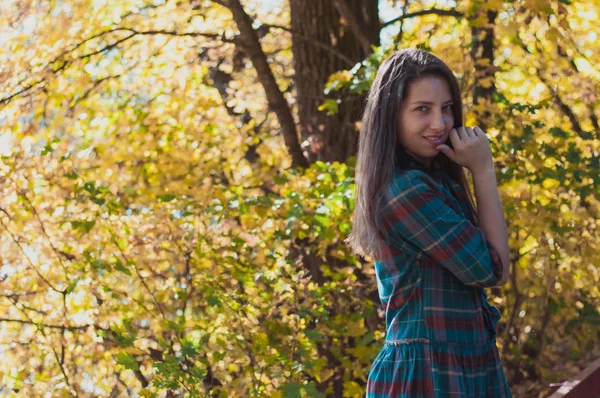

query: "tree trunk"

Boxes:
[290, 0, 380, 163]
[227, 0, 308, 168]
[288, 4, 381, 395]
[470, 8, 497, 130]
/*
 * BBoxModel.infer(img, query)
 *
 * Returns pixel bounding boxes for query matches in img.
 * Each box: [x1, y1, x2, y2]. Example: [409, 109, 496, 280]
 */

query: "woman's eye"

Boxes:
[415, 105, 452, 113]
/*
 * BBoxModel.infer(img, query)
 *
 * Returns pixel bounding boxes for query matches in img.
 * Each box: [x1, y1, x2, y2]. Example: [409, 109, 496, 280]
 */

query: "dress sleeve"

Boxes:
[381, 170, 503, 288]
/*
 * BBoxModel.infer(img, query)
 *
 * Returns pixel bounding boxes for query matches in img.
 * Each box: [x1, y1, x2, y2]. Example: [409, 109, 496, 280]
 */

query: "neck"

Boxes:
[406, 152, 432, 169]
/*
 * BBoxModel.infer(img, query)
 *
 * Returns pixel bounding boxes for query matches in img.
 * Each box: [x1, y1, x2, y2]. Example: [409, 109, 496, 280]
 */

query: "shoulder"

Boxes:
[387, 169, 441, 196]
[382, 169, 443, 211]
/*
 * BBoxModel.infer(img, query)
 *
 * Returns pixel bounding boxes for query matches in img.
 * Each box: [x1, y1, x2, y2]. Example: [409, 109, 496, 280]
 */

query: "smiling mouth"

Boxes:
[424, 135, 445, 144]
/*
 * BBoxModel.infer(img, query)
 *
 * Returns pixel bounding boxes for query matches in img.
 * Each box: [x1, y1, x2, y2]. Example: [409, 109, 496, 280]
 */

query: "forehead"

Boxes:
[404, 76, 453, 102]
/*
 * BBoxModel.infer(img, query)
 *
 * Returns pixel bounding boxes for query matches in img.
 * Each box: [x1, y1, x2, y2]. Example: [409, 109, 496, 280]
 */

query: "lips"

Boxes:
[424, 135, 445, 145]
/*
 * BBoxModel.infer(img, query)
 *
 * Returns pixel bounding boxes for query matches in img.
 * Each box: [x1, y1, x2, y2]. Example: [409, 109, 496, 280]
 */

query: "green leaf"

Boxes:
[181, 340, 198, 358]
[139, 389, 154, 398]
[83, 181, 98, 195]
[71, 220, 96, 234]
[115, 352, 139, 370]
[41, 143, 55, 155]
[282, 382, 302, 398]
[111, 326, 137, 347]
[314, 214, 330, 227]
[107, 200, 123, 214]
[158, 194, 176, 202]
[305, 328, 322, 342]
[357, 332, 375, 346]
[114, 258, 131, 275]
[206, 295, 223, 308]
[304, 382, 326, 398]
[343, 381, 363, 397]
[190, 366, 208, 378]
[273, 174, 290, 184]
[547, 297, 559, 316]
[65, 281, 78, 294]
[318, 99, 339, 115]
[116, 238, 128, 250]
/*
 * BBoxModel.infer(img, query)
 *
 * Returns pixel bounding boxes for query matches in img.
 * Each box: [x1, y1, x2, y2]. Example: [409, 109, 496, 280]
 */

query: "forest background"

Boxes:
[1, 0, 599, 396]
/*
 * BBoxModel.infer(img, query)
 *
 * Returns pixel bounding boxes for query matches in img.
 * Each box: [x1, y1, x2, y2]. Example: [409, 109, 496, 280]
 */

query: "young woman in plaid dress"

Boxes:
[346, 48, 513, 397]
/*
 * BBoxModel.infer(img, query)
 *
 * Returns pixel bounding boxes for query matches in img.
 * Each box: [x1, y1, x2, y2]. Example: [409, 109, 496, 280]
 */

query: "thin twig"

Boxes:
[0, 208, 62, 292]
[382, 8, 462, 29]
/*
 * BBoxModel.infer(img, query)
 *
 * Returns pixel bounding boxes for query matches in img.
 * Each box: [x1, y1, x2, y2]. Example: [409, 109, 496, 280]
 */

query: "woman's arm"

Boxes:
[382, 170, 504, 288]
[471, 167, 510, 285]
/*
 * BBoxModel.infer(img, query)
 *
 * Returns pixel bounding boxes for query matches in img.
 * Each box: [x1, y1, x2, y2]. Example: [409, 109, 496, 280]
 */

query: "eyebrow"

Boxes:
[412, 100, 454, 105]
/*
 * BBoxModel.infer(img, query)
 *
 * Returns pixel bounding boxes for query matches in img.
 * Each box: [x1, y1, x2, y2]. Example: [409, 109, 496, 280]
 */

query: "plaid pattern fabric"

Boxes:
[366, 163, 512, 397]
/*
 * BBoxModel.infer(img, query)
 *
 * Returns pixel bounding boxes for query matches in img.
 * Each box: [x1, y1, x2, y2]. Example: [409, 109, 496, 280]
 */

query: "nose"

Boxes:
[429, 108, 445, 133]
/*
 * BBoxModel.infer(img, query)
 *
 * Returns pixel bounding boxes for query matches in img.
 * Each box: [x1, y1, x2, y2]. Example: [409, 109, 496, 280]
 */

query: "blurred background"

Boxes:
[0, 0, 599, 396]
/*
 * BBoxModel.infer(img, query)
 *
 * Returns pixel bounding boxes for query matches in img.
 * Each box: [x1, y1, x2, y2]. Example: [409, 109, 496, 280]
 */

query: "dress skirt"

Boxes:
[366, 338, 512, 398]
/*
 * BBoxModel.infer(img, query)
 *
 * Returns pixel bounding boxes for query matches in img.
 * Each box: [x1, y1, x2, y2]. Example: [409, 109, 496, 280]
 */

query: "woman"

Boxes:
[346, 48, 513, 397]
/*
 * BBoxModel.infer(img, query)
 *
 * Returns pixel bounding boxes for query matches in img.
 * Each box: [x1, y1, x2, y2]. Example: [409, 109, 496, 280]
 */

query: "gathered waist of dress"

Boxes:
[384, 337, 496, 347]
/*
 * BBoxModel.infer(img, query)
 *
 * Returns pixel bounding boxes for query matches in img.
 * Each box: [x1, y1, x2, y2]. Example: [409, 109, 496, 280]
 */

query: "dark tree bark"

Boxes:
[226, 0, 308, 168]
[470, 8, 498, 130]
[290, 0, 380, 163]
[332, 0, 377, 55]
[285, 3, 381, 396]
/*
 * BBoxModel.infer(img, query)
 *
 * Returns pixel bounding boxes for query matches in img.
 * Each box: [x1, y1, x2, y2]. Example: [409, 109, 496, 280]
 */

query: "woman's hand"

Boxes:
[436, 126, 494, 172]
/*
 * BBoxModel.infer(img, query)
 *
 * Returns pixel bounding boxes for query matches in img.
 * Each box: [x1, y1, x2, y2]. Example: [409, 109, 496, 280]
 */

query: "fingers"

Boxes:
[455, 126, 482, 139]
[449, 128, 459, 142]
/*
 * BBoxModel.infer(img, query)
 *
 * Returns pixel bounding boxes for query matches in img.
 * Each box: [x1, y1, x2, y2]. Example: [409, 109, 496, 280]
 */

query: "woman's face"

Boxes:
[397, 75, 455, 167]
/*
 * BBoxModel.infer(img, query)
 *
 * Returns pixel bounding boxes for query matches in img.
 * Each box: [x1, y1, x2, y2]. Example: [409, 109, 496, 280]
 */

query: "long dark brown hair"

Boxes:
[345, 48, 477, 259]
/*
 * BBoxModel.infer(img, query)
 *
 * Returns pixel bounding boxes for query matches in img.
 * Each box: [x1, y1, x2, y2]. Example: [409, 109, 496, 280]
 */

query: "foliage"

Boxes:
[1, 0, 599, 396]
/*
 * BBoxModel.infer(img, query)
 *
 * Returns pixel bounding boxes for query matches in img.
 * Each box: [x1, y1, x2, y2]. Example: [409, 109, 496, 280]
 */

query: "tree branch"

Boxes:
[6, 299, 75, 393]
[393, 0, 410, 49]
[0, 208, 62, 292]
[51, 27, 228, 64]
[0, 79, 45, 105]
[382, 8, 463, 29]
[224, 0, 308, 168]
[68, 73, 123, 110]
[1, 27, 230, 106]
[113, 236, 167, 321]
[0, 317, 101, 331]
[556, 44, 600, 136]
[502, 250, 524, 350]
[262, 24, 355, 67]
[516, 36, 591, 140]
[332, 0, 372, 54]
[20, 191, 69, 275]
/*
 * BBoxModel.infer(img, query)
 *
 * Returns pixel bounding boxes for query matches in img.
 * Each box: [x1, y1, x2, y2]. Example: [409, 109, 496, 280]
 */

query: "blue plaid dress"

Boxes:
[366, 157, 512, 397]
